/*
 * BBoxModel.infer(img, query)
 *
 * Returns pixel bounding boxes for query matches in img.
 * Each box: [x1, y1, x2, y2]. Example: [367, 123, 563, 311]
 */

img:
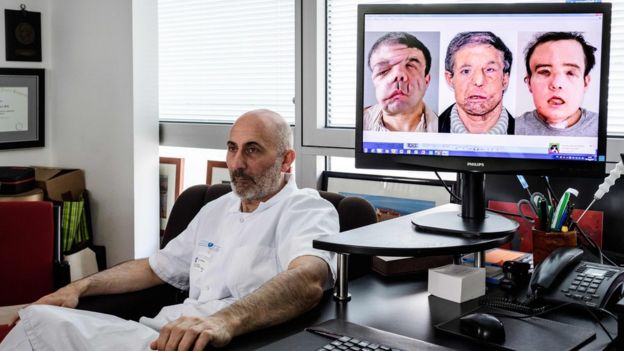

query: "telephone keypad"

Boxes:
[566, 272, 606, 303]
[548, 262, 624, 309]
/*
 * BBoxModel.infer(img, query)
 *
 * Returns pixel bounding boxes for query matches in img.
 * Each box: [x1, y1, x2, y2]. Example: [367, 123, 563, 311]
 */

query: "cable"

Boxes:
[513, 302, 572, 319]
[487, 301, 572, 320]
[543, 175, 617, 266]
[576, 160, 624, 227]
[434, 171, 462, 202]
[488, 301, 618, 343]
[575, 198, 596, 229]
[478, 296, 546, 315]
[598, 307, 619, 324]
[583, 306, 615, 342]
[573, 220, 617, 266]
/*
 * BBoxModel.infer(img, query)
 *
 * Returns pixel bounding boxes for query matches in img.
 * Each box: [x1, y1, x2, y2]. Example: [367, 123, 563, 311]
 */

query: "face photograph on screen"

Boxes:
[441, 31, 513, 135]
[360, 8, 605, 163]
[515, 31, 599, 137]
[363, 31, 440, 133]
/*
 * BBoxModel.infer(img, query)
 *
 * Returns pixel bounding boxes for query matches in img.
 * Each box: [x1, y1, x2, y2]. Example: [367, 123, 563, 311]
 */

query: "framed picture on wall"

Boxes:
[321, 171, 456, 221]
[159, 157, 184, 236]
[0, 68, 44, 149]
[4, 6, 42, 62]
[206, 161, 230, 185]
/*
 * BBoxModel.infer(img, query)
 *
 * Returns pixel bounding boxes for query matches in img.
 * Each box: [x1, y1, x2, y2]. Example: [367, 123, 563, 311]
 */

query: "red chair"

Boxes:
[0, 201, 56, 341]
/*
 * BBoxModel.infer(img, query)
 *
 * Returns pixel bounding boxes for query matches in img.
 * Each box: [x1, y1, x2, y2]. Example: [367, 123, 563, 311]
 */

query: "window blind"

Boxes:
[158, 0, 295, 123]
[327, 0, 624, 135]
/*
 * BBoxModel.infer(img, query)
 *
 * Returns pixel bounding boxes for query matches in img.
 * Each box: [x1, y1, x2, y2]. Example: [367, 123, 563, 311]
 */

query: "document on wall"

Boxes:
[0, 87, 28, 132]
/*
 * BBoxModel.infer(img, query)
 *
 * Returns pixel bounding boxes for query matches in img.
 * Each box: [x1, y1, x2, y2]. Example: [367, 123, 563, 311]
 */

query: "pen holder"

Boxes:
[532, 228, 577, 266]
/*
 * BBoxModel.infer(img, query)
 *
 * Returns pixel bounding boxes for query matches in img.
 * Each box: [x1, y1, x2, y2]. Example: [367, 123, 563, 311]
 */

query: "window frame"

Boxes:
[161, 0, 624, 190]
[299, 0, 355, 151]
[297, 0, 624, 181]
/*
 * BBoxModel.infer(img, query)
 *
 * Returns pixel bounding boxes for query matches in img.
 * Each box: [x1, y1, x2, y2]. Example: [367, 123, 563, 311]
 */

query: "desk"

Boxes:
[223, 273, 616, 350]
[314, 204, 515, 300]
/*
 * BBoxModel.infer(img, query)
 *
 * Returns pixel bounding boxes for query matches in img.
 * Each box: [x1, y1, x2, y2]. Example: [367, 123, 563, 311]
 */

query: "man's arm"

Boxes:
[30, 258, 163, 310]
[151, 255, 329, 351]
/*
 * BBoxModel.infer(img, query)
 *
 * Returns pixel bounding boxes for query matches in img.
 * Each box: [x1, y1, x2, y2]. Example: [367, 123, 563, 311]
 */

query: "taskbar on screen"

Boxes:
[362, 142, 599, 161]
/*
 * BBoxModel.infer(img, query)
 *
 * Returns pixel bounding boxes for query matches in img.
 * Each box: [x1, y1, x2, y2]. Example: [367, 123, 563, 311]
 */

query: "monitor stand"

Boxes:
[411, 172, 518, 238]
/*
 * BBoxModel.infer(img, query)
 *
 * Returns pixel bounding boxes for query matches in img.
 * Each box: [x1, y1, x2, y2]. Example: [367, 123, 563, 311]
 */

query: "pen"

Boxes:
[551, 188, 578, 232]
[564, 201, 575, 228]
[539, 198, 549, 231]
[516, 175, 532, 198]
[543, 176, 558, 207]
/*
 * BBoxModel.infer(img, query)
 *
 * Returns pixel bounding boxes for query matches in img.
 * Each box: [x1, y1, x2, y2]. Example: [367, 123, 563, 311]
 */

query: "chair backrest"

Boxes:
[163, 184, 377, 245]
[162, 184, 232, 248]
[0, 201, 55, 305]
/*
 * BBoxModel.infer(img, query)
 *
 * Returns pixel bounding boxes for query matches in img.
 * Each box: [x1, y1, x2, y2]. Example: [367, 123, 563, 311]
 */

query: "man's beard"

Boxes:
[230, 158, 284, 201]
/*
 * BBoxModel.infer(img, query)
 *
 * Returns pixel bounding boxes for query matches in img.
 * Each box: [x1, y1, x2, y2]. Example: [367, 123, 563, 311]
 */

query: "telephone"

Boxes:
[529, 247, 624, 309]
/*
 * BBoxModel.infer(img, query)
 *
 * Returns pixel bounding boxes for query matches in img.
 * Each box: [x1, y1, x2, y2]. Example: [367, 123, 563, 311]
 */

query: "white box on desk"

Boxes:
[428, 264, 485, 303]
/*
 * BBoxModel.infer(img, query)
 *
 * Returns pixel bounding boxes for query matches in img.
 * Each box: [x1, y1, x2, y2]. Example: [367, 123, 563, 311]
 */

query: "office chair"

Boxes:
[0, 201, 56, 305]
[77, 183, 377, 321]
[0, 201, 56, 341]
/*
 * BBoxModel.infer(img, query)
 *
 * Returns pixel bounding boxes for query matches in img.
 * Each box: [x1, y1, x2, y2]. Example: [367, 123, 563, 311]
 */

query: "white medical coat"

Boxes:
[0, 176, 339, 351]
[149, 175, 338, 323]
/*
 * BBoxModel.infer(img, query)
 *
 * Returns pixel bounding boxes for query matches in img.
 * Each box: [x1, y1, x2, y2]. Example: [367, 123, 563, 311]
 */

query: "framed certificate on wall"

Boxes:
[0, 68, 44, 150]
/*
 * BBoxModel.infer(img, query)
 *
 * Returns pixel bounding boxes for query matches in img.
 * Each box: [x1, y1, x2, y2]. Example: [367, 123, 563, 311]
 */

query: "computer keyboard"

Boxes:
[309, 328, 403, 351]
[257, 319, 452, 351]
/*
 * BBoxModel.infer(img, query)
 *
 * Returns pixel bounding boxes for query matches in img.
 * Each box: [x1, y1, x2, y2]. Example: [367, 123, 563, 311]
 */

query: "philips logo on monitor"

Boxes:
[467, 162, 485, 167]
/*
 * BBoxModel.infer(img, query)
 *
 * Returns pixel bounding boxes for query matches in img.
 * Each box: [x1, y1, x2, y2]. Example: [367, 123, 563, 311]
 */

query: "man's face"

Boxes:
[445, 44, 509, 119]
[526, 40, 590, 125]
[369, 43, 431, 115]
[226, 115, 285, 201]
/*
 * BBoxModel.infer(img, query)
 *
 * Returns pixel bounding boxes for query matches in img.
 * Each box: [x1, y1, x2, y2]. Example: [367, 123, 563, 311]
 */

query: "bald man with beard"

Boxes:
[1, 110, 338, 351]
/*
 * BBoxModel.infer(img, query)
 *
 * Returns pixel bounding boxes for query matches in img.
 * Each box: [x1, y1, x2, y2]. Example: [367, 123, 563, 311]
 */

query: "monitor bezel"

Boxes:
[354, 2, 611, 177]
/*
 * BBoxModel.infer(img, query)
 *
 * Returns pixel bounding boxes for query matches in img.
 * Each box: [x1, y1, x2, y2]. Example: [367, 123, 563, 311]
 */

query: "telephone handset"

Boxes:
[530, 247, 624, 309]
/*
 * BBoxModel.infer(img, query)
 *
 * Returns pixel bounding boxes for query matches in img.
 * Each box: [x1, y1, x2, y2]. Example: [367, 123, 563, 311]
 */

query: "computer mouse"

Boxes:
[459, 312, 506, 344]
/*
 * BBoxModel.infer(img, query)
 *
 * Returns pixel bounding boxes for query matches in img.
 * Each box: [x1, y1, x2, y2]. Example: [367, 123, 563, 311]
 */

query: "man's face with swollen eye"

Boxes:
[370, 43, 431, 115]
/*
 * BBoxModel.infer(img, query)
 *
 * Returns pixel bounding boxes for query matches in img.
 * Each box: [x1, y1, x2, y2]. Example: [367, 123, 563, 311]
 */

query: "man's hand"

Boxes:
[32, 284, 83, 308]
[150, 315, 234, 351]
[8, 284, 83, 326]
[8, 258, 163, 327]
[149, 255, 328, 350]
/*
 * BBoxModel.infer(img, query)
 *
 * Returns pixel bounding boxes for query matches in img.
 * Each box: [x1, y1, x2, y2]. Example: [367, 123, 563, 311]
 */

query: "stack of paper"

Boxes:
[428, 264, 485, 303]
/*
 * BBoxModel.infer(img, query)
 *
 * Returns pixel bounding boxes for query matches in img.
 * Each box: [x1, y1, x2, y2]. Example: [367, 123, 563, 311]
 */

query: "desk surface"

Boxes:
[314, 204, 514, 256]
[223, 274, 616, 350]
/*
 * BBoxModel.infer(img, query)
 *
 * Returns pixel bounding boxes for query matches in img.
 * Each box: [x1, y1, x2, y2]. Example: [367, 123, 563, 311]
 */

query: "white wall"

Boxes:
[50, 0, 159, 265]
[0, 0, 159, 266]
[132, 0, 159, 259]
[0, 0, 51, 165]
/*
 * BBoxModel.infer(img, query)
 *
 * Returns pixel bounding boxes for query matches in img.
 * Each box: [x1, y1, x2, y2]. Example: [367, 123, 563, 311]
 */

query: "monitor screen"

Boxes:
[355, 2, 611, 177]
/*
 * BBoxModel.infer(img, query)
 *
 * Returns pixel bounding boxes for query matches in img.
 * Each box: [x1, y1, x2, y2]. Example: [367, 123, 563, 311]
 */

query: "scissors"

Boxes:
[517, 192, 550, 224]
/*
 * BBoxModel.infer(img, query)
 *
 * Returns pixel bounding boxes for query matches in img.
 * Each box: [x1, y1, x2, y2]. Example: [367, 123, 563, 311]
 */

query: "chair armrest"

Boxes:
[0, 324, 13, 343]
[76, 284, 185, 321]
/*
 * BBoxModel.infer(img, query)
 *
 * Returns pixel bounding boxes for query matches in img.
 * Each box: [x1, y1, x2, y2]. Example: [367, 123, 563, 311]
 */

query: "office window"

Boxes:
[158, 0, 295, 124]
[326, 0, 624, 135]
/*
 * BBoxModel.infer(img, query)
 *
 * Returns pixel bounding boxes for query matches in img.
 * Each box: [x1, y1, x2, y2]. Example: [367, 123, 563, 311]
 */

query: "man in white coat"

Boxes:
[1, 109, 338, 351]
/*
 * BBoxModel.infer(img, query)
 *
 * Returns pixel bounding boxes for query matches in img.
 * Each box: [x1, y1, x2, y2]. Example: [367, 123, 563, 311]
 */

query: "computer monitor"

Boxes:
[355, 3, 611, 236]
